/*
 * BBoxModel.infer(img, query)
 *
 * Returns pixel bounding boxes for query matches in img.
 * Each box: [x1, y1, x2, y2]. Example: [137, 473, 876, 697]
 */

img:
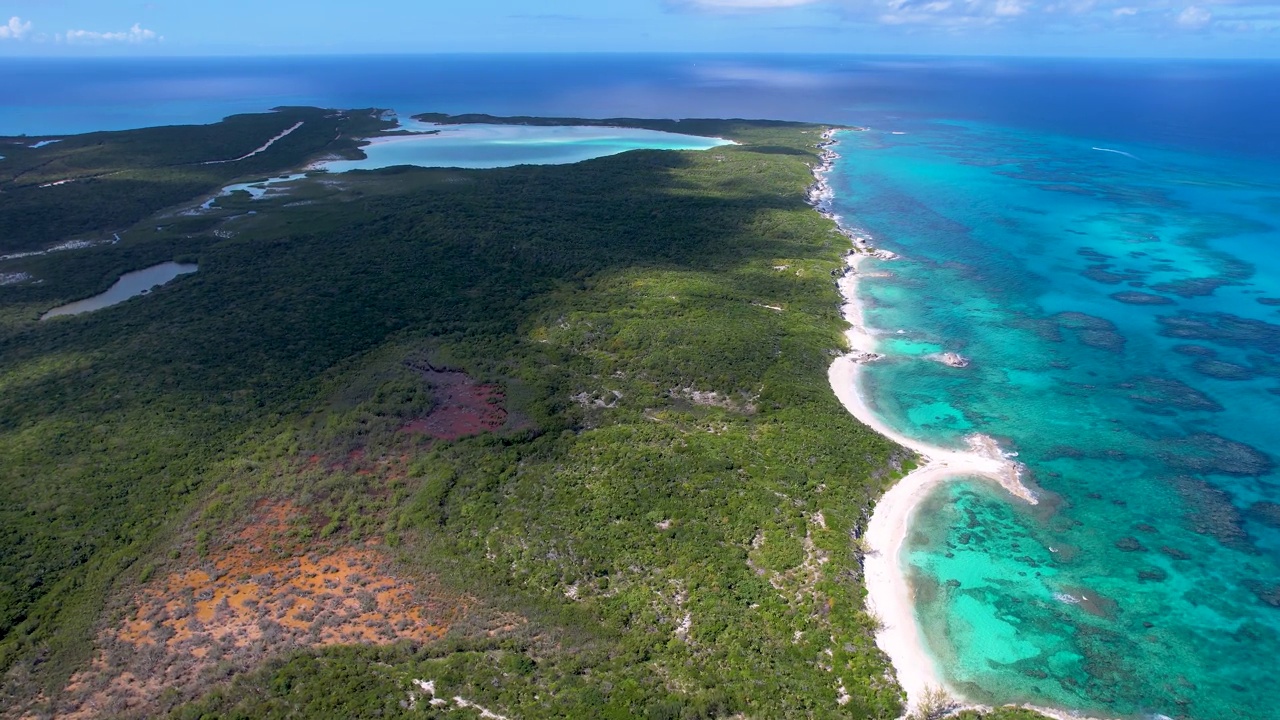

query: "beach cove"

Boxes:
[813, 129, 1048, 716]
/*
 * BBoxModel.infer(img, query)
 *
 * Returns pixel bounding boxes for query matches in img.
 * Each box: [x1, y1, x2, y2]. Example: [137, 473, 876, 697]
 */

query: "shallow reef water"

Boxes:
[830, 120, 1280, 719]
[318, 123, 732, 171]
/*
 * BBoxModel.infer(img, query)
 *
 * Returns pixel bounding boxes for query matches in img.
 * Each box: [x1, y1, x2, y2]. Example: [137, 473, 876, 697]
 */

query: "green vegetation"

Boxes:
[1, 109, 935, 717]
[0, 107, 388, 254]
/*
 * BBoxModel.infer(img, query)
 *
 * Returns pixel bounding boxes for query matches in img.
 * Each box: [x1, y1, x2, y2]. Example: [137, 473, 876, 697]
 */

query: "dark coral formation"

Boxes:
[1247, 353, 1280, 378]
[1122, 376, 1223, 413]
[1247, 501, 1280, 529]
[1172, 344, 1217, 357]
[1245, 581, 1280, 608]
[1157, 311, 1280, 354]
[1055, 312, 1128, 353]
[1081, 329, 1127, 353]
[1151, 252, 1253, 298]
[1151, 277, 1234, 298]
[1083, 264, 1137, 285]
[1056, 311, 1119, 331]
[1191, 359, 1256, 381]
[1043, 445, 1086, 460]
[1162, 433, 1274, 477]
[1115, 537, 1147, 552]
[1258, 297, 1280, 307]
[1012, 315, 1064, 343]
[1111, 291, 1175, 305]
[1138, 567, 1168, 582]
[1172, 476, 1252, 549]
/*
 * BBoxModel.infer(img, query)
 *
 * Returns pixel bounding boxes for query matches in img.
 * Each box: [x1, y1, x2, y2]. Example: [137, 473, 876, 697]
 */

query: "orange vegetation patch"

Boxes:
[402, 364, 508, 441]
[49, 501, 469, 719]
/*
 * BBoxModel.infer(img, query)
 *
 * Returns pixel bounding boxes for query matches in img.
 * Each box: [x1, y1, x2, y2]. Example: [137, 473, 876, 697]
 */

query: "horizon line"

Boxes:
[4, 50, 1280, 62]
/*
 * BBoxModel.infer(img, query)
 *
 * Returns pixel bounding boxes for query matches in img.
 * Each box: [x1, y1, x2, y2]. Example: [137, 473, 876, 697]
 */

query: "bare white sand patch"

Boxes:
[413, 679, 509, 719]
[675, 613, 693, 642]
[674, 387, 758, 413]
[203, 122, 304, 165]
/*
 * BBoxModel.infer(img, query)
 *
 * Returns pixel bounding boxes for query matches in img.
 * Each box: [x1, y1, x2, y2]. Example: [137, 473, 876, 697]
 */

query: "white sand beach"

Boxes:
[812, 129, 1044, 716]
[829, 255, 1036, 714]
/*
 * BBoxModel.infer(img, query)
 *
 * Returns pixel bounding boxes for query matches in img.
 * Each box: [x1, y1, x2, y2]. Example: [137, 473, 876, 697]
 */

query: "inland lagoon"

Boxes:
[42, 262, 198, 319]
[317, 123, 733, 171]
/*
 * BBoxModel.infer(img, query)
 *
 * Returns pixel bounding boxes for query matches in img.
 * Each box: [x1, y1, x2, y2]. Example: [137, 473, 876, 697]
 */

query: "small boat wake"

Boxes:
[1091, 146, 1141, 161]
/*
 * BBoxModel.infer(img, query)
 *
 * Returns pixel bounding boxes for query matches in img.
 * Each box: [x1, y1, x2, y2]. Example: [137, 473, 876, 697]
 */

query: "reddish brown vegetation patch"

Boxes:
[47, 502, 468, 719]
[402, 364, 508, 440]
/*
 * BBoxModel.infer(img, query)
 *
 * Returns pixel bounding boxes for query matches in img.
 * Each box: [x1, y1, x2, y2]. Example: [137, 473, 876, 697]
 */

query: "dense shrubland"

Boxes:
[0, 109, 981, 718]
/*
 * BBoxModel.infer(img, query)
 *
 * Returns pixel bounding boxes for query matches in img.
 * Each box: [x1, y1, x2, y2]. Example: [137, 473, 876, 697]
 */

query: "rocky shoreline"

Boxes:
[808, 129, 898, 262]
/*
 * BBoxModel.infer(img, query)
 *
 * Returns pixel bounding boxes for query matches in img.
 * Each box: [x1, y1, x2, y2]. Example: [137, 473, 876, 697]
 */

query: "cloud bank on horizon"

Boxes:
[674, 0, 1266, 33]
[0, 0, 1276, 57]
[1, 17, 161, 45]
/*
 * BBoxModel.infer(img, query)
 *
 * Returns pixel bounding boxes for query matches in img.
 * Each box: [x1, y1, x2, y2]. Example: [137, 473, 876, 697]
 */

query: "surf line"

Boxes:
[813, 128, 1122, 720]
[808, 127, 1059, 717]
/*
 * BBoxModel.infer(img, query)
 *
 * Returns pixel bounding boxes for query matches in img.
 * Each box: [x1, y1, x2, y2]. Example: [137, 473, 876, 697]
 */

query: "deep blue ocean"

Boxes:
[5, 55, 1279, 719]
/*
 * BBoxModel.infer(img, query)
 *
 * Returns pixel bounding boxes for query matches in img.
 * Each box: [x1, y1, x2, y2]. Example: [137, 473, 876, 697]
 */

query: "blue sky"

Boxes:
[1, 0, 1277, 57]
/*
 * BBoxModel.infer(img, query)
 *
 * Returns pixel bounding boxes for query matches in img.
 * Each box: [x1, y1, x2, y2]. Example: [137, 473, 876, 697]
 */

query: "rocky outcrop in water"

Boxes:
[850, 351, 886, 364]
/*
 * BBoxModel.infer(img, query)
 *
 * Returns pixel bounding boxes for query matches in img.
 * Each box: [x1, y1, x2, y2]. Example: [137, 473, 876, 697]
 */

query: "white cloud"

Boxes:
[695, 63, 833, 87]
[0, 16, 33, 40]
[63, 23, 161, 44]
[1113, 6, 1139, 15]
[673, 0, 822, 9]
[1177, 5, 1212, 27]
[699, 0, 818, 5]
[994, 0, 1029, 16]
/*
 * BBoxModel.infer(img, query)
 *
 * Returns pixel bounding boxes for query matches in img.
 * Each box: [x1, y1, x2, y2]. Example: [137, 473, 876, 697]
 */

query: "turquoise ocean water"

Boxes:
[829, 121, 1280, 719]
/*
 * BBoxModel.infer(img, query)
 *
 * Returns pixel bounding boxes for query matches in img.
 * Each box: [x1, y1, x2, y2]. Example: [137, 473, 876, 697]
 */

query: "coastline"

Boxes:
[810, 129, 1041, 714]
